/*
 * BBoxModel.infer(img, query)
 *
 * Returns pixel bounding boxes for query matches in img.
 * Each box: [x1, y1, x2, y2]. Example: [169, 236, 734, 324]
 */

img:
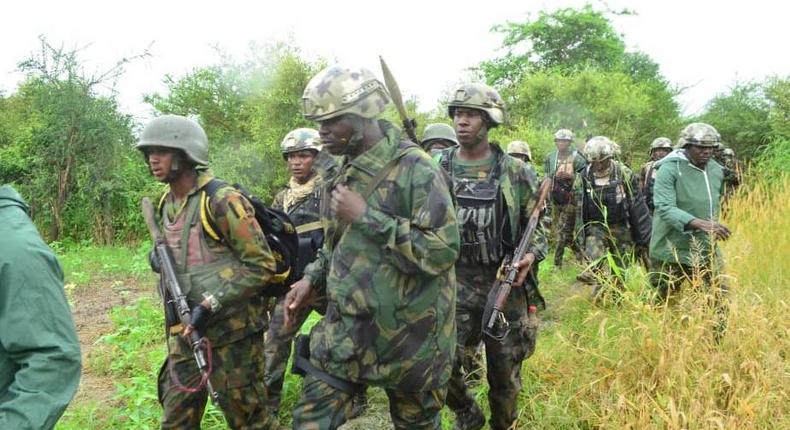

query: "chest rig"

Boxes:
[444, 148, 507, 266]
[286, 187, 324, 275]
[583, 164, 629, 224]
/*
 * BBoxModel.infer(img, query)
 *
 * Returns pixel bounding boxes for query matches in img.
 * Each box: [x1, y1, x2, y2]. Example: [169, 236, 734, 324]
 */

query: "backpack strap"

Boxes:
[200, 179, 229, 243]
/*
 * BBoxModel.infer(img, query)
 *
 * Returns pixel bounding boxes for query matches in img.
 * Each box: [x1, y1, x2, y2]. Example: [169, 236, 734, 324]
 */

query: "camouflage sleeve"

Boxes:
[272, 188, 286, 211]
[351, 155, 460, 276]
[206, 188, 278, 308]
[519, 163, 549, 262]
[302, 243, 328, 291]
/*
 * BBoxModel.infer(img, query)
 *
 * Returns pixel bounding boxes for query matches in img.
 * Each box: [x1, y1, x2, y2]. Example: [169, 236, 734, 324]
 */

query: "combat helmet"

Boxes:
[722, 148, 735, 157]
[422, 123, 458, 146]
[554, 129, 575, 141]
[302, 64, 390, 122]
[677, 123, 720, 148]
[447, 83, 505, 127]
[136, 115, 209, 165]
[507, 140, 532, 161]
[281, 128, 321, 158]
[584, 136, 616, 162]
[650, 137, 673, 152]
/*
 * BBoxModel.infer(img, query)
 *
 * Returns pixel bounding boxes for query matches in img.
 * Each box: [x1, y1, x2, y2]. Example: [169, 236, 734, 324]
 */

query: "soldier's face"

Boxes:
[651, 148, 670, 161]
[510, 153, 531, 164]
[453, 108, 487, 148]
[425, 139, 454, 152]
[144, 146, 176, 182]
[555, 139, 572, 152]
[592, 158, 612, 174]
[685, 145, 714, 168]
[286, 150, 317, 183]
[317, 115, 355, 156]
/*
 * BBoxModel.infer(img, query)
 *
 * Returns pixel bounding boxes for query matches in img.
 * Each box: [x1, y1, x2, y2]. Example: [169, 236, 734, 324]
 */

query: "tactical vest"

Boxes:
[643, 161, 657, 211]
[442, 148, 507, 266]
[161, 192, 266, 343]
[551, 153, 577, 205]
[583, 164, 629, 225]
[283, 187, 324, 276]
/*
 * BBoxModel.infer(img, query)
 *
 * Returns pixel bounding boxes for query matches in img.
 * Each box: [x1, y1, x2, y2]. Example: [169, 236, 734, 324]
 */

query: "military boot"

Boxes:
[348, 390, 368, 419]
[453, 402, 485, 430]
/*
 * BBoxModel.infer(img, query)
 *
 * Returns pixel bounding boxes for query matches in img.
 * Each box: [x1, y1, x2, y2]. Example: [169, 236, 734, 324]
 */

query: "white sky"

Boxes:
[2, 0, 788, 124]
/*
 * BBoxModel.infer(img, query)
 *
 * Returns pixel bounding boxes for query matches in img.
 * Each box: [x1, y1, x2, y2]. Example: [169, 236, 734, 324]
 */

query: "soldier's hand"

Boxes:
[183, 301, 212, 339]
[330, 184, 367, 223]
[284, 279, 314, 328]
[513, 252, 536, 286]
[689, 219, 731, 241]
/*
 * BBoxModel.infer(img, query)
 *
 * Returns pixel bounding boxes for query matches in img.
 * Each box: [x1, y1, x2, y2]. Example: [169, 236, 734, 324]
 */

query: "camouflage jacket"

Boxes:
[158, 169, 278, 342]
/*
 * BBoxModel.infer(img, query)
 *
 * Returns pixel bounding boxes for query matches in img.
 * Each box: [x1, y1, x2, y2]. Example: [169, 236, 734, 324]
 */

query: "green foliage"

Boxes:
[145, 42, 323, 202]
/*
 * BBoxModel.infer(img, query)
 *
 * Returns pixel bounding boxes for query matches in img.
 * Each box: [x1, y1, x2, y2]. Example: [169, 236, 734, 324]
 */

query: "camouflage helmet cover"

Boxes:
[447, 83, 505, 126]
[302, 64, 390, 122]
[554, 128, 575, 141]
[421, 123, 458, 146]
[507, 140, 532, 160]
[584, 136, 616, 162]
[650, 137, 673, 152]
[722, 148, 735, 157]
[678, 122, 720, 148]
[281, 127, 321, 156]
[136, 114, 209, 165]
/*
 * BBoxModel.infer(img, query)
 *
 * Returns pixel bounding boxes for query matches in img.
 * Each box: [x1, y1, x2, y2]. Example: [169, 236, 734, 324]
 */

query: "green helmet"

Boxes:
[302, 64, 390, 122]
[447, 83, 505, 127]
[677, 122, 720, 148]
[554, 129, 575, 141]
[507, 140, 532, 161]
[281, 128, 321, 157]
[584, 136, 616, 162]
[650, 137, 673, 152]
[136, 115, 209, 165]
[422, 123, 458, 146]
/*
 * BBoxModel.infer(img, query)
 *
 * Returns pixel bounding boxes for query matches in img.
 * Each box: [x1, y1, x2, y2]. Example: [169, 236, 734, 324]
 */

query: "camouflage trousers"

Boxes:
[158, 331, 279, 429]
[263, 295, 312, 411]
[579, 222, 634, 290]
[551, 202, 581, 265]
[446, 265, 538, 430]
[292, 375, 446, 430]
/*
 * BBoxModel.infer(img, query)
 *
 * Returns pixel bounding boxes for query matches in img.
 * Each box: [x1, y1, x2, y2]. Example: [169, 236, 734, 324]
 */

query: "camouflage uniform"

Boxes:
[638, 137, 673, 214]
[544, 130, 587, 267]
[293, 65, 460, 430]
[264, 129, 329, 412]
[717, 148, 744, 201]
[576, 137, 651, 294]
[137, 115, 280, 430]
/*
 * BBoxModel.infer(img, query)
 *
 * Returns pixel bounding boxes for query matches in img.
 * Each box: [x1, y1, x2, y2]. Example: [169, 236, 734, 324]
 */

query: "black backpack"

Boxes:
[202, 179, 299, 297]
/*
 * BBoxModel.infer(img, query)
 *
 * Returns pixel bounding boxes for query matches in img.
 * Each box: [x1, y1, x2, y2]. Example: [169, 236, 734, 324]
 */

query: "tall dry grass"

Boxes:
[517, 175, 789, 429]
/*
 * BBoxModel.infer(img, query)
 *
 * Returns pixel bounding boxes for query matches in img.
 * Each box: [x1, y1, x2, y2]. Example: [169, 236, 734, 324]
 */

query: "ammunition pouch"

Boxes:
[551, 177, 574, 205]
[291, 335, 365, 394]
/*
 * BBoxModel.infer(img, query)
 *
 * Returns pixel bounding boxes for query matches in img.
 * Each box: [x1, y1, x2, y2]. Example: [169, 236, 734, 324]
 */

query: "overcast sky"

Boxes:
[2, 0, 788, 124]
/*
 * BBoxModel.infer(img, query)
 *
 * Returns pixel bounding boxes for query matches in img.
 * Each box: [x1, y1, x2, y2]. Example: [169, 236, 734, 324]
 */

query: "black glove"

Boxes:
[189, 304, 212, 338]
[149, 248, 161, 274]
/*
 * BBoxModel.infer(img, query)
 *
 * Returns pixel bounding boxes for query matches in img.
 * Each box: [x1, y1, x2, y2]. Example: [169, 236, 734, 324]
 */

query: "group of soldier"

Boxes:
[133, 62, 739, 430]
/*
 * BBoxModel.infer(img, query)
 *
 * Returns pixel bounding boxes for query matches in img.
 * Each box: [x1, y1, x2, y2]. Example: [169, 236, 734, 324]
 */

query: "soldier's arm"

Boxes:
[206, 188, 278, 309]
[653, 165, 697, 231]
[351, 156, 460, 276]
[271, 188, 286, 211]
[301, 243, 328, 292]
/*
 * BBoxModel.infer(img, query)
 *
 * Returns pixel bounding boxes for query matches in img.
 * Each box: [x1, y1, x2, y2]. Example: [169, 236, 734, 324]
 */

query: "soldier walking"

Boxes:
[283, 64, 460, 430]
[638, 137, 673, 214]
[575, 136, 651, 296]
[436, 83, 548, 430]
[544, 129, 587, 268]
[136, 115, 281, 429]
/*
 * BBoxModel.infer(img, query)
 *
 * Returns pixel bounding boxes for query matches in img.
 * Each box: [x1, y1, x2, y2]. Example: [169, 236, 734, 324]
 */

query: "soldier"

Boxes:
[421, 122, 458, 154]
[506, 140, 532, 164]
[650, 123, 730, 302]
[136, 115, 280, 429]
[436, 83, 548, 430]
[719, 147, 744, 201]
[0, 185, 81, 430]
[544, 129, 587, 268]
[283, 64, 460, 430]
[638, 137, 673, 214]
[575, 137, 651, 296]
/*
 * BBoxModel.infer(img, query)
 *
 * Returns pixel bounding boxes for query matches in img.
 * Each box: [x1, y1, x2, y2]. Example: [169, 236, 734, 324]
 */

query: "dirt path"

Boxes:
[68, 275, 154, 407]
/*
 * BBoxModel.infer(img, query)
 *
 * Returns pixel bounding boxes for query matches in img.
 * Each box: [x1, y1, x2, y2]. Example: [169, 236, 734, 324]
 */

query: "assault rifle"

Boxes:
[141, 197, 219, 404]
[483, 178, 552, 342]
